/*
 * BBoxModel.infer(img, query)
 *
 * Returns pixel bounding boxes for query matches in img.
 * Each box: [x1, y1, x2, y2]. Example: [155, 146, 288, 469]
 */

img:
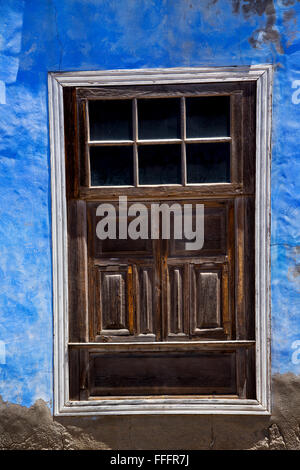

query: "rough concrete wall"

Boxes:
[0, 398, 109, 450]
[0, 374, 299, 450]
[0, 0, 300, 450]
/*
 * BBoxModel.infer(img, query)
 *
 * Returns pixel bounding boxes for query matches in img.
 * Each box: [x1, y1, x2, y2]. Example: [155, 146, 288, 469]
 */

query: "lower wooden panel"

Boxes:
[88, 350, 237, 396]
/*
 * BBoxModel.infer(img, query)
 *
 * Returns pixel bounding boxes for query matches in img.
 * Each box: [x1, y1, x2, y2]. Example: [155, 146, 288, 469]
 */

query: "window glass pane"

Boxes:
[186, 96, 230, 138]
[186, 143, 230, 183]
[90, 146, 133, 186]
[89, 100, 132, 141]
[138, 98, 181, 140]
[138, 145, 181, 185]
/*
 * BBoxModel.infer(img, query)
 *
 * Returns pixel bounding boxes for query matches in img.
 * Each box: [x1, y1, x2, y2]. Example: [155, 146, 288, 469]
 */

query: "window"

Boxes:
[49, 66, 272, 415]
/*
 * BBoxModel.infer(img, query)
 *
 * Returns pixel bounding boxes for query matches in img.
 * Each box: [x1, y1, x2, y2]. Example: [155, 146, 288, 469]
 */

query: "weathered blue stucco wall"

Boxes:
[0, 0, 299, 408]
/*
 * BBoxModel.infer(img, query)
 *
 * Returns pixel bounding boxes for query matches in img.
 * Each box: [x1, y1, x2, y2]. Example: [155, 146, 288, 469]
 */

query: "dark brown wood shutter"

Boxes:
[64, 82, 256, 401]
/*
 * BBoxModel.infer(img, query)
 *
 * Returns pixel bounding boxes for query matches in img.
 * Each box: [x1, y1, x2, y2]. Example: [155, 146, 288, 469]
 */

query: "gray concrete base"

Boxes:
[1, 373, 299, 450]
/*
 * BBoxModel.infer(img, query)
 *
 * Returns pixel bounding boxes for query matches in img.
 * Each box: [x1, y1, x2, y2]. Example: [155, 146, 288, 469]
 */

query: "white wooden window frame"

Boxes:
[48, 65, 272, 416]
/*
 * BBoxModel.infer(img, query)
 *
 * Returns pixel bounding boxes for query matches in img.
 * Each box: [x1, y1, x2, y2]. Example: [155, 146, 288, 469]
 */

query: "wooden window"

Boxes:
[65, 81, 257, 401]
[49, 66, 272, 415]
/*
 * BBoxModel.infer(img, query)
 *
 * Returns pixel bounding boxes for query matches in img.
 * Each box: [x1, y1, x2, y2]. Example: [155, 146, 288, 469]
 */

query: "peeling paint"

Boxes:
[283, 8, 298, 46]
[230, 0, 283, 52]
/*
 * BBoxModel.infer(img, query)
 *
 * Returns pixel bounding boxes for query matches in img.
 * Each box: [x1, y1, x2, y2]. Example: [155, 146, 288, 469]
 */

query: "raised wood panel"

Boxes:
[170, 204, 227, 257]
[91, 264, 132, 342]
[191, 267, 221, 330]
[88, 350, 237, 396]
[196, 271, 221, 328]
[97, 236, 152, 257]
[91, 263, 158, 342]
[169, 267, 184, 333]
[99, 267, 129, 334]
[190, 265, 226, 339]
[87, 202, 153, 258]
[136, 265, 156, 339]
[166, 264, 189, 340]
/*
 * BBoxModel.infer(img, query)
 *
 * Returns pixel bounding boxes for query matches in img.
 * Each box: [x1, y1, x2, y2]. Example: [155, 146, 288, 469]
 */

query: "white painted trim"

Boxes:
[51, 65, 270, 86]
[48, 66, 272, 416]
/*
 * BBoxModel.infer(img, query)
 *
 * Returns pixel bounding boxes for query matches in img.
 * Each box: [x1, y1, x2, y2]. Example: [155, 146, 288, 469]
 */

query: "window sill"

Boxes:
[56, 399, 271, 416]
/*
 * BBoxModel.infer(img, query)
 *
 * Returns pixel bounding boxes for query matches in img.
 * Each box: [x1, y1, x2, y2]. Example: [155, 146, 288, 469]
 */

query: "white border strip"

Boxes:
[48, 66, 272, 416]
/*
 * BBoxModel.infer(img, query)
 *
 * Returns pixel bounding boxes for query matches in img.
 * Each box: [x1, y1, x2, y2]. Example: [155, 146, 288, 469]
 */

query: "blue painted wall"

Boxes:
[0, 0, 299, 408]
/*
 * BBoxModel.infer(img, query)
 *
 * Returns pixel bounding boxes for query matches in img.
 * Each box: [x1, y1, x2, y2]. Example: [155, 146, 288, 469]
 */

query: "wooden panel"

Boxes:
[95, 236, 152, 257]
[94, 265, 131, 340]
[166, 264, 189, 340]
[222, 264, 231, 338]
[69, 341, 255, 352]
[235, 197, 246, 339]
[230, 92, 243, 184]
[243, 196, 255, 340]
[234, 196, 255, 340]
[227, 200, 235, 339]
[79, 183, 244, 201]
[190, 265, 227, 339]
[79, 349, 89, 400]
[170, 203, 227, 257]
[67, 200, 88, 342]
[63, 87, 79, 199]
[91, 262, 159, 342]
[242, 81, 256, 194]
[236, 346, 256, 400]
[68, 349, 80, 401]
[136, 265, 156, 339]
[87, 201, 153, 258]
[197, 271, 221, 328]
[191, 267, 221, 329]
[102, 271, 127, 330]
[77, 98, 89, 188]
[88, 350, 237, 396]
[76, 82, 249, 100]
[169, 267, 184, 332]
